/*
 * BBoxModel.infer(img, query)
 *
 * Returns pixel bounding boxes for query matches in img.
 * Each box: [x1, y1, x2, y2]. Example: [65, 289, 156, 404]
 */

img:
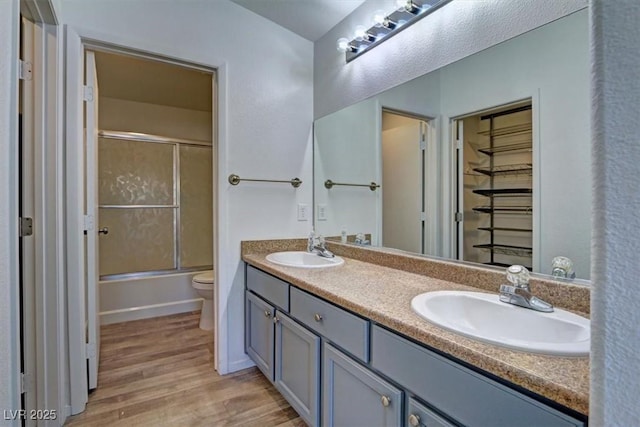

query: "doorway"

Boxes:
[381, 109, 433, 254]
[66, 40, 218, 412]
[453, 101, 534, 269]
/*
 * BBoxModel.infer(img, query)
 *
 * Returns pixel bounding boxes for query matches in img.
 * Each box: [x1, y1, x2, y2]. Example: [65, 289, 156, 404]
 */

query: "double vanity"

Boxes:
[242, 239, 589, 427]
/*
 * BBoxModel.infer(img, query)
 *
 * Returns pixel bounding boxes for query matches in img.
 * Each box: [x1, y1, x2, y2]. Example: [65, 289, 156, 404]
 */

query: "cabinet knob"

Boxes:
[314, 313, 323, 322]
[380, 395, 391, 407]
[264, 310, 271, 318]
[273, 316, 280, 324]
[408, 414, 421, 427]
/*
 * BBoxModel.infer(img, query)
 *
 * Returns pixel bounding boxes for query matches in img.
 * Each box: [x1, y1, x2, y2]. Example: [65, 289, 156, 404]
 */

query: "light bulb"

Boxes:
[372, 10, 386, 27]
[395, 0, 408, 10]
[354, 25, 367, 41]
[336, 38, 350, 52]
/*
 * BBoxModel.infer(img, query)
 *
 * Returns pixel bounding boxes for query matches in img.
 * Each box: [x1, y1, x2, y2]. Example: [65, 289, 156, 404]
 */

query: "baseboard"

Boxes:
[227, 356, 255, 373]
[100, 298, 203, 325]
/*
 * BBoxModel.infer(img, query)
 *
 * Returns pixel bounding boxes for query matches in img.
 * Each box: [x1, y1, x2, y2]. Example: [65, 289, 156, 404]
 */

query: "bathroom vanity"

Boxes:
[242, 239, 589, 427]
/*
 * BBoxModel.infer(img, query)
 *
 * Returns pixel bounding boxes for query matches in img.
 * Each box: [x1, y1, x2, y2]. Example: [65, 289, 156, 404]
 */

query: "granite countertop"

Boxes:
[241, 243, 589, 416]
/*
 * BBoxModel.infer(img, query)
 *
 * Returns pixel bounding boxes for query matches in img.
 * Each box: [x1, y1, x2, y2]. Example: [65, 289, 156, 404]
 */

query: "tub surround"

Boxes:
[241, 238, 589, 416]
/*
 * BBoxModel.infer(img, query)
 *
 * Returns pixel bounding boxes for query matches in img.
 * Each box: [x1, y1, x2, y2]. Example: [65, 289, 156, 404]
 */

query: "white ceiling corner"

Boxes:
[230, 0, 367, 41]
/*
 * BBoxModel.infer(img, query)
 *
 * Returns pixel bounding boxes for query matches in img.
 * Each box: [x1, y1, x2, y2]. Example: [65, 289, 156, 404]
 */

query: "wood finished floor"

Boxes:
[65, 311, 305, 427]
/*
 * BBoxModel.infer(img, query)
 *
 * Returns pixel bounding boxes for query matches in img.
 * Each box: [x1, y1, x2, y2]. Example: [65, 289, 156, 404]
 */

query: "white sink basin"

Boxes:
[266, 251, 344, 269]
[411, 291, 590, 356]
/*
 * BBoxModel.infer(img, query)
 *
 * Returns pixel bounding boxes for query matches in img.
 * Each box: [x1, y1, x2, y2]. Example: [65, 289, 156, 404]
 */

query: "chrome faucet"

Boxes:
[551, 256, 576, 279]
[307, 231, 335, 258]
[499, 265, 554, 313]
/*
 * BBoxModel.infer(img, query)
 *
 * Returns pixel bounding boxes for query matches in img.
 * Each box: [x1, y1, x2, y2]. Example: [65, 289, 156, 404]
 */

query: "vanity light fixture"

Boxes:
[337, 0, 451, 62]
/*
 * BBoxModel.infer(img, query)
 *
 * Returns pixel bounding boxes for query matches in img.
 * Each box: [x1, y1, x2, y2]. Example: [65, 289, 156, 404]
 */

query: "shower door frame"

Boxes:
[97, 130, 214, 281]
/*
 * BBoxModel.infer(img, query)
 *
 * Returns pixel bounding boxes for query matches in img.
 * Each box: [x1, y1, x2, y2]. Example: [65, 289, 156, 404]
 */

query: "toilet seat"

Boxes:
[192, 271, 214, 290]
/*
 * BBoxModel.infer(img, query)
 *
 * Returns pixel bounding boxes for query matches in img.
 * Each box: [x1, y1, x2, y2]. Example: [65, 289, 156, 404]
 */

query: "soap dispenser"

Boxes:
[340, 227, 347, 244]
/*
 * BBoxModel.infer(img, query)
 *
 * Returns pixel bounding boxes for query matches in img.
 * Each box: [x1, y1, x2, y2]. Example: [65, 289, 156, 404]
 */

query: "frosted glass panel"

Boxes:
[99, 138, 174, 205]
[99, 208, 175, 276]
[180, 146, 213, 267]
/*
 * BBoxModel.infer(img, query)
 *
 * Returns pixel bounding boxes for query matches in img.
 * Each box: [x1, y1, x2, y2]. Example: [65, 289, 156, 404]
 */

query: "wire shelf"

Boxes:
[477, 123, 532, 138]
[474, 244, 533, 257]
[473, 163, 532, 177]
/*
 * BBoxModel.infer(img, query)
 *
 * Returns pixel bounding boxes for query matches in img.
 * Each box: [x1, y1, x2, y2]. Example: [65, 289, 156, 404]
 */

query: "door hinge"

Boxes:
[83, 215, 95, 232]
[19, 217, 33, 237]
[19, 60, 33, 81]
[420, 138, 426, 151]
[455, 212, 463, 222]
[83, 85, 94, 102]
[20, 372, 33, 394]
[86, 343, 96, 359]
[420, 212, 427, 221]
[455, 138, 463, 150]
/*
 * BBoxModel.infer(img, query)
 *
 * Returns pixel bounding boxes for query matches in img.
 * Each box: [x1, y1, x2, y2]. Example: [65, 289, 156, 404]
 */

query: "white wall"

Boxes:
[0, 0, 21, 424]
[314, 98, 380, 241]
[57, 0, 314, 373]
[99, 97, 212, 141]
[590, 0, 640, 424]
[314, 0, 588, 119]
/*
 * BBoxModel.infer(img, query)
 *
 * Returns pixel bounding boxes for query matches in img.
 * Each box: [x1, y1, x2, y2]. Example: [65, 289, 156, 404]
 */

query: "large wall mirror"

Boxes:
[314, 10, 591, 281]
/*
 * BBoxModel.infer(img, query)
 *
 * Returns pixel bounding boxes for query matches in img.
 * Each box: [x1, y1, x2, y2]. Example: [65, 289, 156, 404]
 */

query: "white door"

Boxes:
[382, 118, 423, 253]
[85, 50, 101, 390]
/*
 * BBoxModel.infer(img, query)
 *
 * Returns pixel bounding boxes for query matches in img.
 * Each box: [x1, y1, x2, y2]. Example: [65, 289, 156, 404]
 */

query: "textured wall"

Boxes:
[58, 0, 314, 373]
[314, 0, 588, 119]
[590, 0, 640, 424]
[0, 0, 20, 423]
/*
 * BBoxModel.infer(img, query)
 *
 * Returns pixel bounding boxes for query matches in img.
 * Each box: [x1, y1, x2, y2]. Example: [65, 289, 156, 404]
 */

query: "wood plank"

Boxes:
[66, 312, 306, 426]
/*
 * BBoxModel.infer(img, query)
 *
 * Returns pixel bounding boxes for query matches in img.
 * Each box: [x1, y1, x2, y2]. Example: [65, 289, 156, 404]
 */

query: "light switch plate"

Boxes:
[317, 204, 327, 221]
[297, 204, 309, 221]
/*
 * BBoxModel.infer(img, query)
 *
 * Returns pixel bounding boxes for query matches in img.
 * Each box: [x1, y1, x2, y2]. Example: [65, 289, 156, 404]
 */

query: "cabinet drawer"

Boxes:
[407, 397, 457, 427]
[371, 325, 584, 427]
[246, 265, 289, 311]
[290, 287, 369, 362]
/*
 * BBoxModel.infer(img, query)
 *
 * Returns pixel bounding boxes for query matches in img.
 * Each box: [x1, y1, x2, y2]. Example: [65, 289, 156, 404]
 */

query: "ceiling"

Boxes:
[94, 51, 213, 112]
[230, 0, 366, 41]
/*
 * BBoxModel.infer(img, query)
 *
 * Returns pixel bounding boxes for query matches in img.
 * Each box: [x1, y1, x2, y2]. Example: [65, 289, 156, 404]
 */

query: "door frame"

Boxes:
[64, 28, 224, 413]
[446, 95, 541, 270]
[18, 2, 64, 424]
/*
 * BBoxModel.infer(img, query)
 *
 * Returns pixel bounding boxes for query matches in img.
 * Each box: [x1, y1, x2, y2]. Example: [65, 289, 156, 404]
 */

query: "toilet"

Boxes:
[192, 270, 214, 331]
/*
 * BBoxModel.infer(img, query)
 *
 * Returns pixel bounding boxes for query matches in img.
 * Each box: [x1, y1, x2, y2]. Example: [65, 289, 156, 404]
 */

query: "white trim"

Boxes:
[531, 90, 541, 274]
[55, 21, 69, 424]
[1, 0, 22, 423]
[215, 62, 229, 375]
[99, 298, 203, 325]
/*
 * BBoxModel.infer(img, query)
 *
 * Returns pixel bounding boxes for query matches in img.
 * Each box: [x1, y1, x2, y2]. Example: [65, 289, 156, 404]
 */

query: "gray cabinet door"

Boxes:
[323, 343, 402, 427]
[275, 311, 320, 427]
[245, 291, 275, 381]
